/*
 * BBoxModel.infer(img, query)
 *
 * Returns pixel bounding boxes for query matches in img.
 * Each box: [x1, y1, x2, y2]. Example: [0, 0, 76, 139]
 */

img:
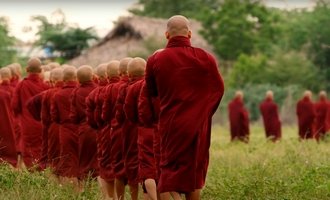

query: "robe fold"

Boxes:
[11, 73, 48, 168]
[145, 36, 224, 193]
[259, 98, 281, 142]
[102, 76, 129, 180]
[228, 97, 250, 142]
[314, 97, 329, 140]
[296, 97, 315, 139]
[70, 80, 98, 179]
[51, 81, 78, 177]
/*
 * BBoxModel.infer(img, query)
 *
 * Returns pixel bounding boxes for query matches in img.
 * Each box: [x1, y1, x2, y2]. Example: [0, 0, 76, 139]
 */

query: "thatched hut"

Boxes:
[69, 16, 215, 67]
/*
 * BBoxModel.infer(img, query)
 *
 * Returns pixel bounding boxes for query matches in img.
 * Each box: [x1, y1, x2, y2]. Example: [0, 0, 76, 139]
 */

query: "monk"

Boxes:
[0, 73, 17, 167]
[8, 63, 22, 87]
[0, 67, 15, 95]
[70, 65, 98, 184]
[296, 90, 315, 140]
[51, 66, 79, 184]
[41, 68, 63, 175]
[12, 58, 48, 169]
[314, 91, 329, 140]
[228, 91, 250, 143]
[259, 90, 281, 142]
[145, 15, 224, 200]
[102, 57, 132, 200]
[92, 61, 120, 199]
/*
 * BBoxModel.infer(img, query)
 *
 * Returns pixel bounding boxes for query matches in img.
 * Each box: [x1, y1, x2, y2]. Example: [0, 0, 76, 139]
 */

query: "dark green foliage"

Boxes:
[0, 17, 17, 67]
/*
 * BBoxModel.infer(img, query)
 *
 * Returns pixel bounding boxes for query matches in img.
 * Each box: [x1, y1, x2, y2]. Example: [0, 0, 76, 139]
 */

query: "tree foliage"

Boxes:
[0, 17, 16, 67]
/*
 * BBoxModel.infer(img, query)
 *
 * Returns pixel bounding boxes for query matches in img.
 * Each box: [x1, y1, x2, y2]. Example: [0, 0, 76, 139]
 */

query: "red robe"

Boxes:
[51, 81, 78, 177]
[0, 90, 17, 167]
[259, 98, 281, 142]
[327, 103, 330, 132]
[145, 36, 224, 193]
[102, 76, 129, 180]
[12, 73, 48, 168]
[314, 97, 329, 140]
[41, 82, 63, 173]
[70, 80, 98, 179]
[296, 97, 315, 139]
[228, 97, 250, 142]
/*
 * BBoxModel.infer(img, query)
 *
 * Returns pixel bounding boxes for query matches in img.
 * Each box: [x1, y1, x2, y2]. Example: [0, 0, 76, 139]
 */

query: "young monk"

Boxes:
[228, 91, 250, 143]
[314, 91, 329, 140]
[296, 90, 316, 140]
[70, 65, 98, 187]
[259, 90, 281, 142]
[124, 57, 157, 200]
[102, 57, 132, 200]
[145, 15, 224, 200]
[8, 63, 22, 87]
[12, 58, 49, 169]
[0, 74, 17, 167]
[41, 68, 63, 175]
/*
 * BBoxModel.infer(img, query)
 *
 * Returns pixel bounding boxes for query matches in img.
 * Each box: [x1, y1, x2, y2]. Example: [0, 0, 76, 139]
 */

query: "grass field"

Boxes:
[1, 125, 330, 200]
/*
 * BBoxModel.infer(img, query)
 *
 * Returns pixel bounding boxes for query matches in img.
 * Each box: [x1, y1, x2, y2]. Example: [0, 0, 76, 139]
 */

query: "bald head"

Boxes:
[266, 90, 274, 100]
[128, 57, 146, 77]
[48, 62, 61, 69]
[119, 57, 132, 75]
[303, 90, 312, 99]
[319, 91, 327, 99]
[26, 57, 42, 73]
[235, 90, 244, 100]
[8, 63, 22, 79]
[77, 65, 93, 83]
[50, 68, 63, 82]
[166, 15, 191, 39]
[95, 63, 108, 79]
[63, 66, 77, 81]
[107, 60, 120, 78]
[0, 67, 12, 81]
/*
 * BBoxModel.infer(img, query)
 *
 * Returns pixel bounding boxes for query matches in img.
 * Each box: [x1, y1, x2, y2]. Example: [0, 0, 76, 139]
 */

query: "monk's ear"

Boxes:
[165, 31, 170, 39]
[188, 30, 192, 39]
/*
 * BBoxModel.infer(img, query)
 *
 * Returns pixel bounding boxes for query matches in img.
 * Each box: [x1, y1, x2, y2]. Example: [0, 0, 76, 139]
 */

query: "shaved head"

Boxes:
[77, 65, 93, 83]
[128, 57, 146, 77]
[95, 63, 108, 79]
[50, 68, 63, 82]
[266, 90, 274, 100]
[48, 62, 61, 69]
[41, 65, 51, 72]
[107, 60, 120, 78]
[235, 90, 244, 100]
[319, 91, 327, 99]
[119, 57, 133, 75]
[27, 57, 42, 73]
[63, 66, 77, 81]
[0, 67, 12, 80]
[166, 15, 191, 39]
[8, 63, 22, 78]
[303, 90, 312, 99]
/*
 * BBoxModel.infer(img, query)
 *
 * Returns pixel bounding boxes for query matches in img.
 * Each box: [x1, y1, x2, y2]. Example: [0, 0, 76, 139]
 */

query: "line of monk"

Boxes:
[228, 90, 330, 143]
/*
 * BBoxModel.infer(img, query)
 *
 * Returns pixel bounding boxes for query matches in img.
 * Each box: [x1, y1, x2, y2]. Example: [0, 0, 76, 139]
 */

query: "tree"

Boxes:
[0, 17, 16, 67]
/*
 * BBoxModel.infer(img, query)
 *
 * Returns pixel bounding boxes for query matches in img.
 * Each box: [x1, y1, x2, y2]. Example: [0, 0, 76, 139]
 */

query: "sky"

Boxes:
[0, 0, 313, 43]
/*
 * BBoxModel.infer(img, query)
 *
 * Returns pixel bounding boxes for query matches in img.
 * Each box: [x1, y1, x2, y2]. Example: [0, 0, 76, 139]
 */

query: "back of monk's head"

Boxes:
[235, 90, 244, 100]
[8, 63, 22, 78]
[119, 57, 133, 76]
[319, 91, 327, 100]
[77, 65, 93, 83]
[266, 90, 274, 100]
[0, 67, 12, 81]
[95, 63, 108, 80]
[128, 57, 146, 78]
[41, 65, 51, 72]
[48, 62, 61, 69]
[303, 90, 312, 99]
[63, 66, 77, 82]
[50, 68, 63, 82]
[166, 15, 191, 39]
[107, 60, 120, 78]
[26, 57, 42, 73]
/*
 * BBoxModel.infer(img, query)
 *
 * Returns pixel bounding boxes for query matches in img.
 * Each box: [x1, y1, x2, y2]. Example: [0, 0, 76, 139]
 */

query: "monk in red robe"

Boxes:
[51, 66, 78, 184]
[41, 68, 63, 175]
[102, 57, 132, 200]
[8, 63, 22, 87]
[314, 91, 329, 140]
[296, 90, 316, 140]
[228, 91, 250, 143]
[145, 15, 224, 200]
[0, 72, 17, 167]
[12, 58, 48, 169]
[70, 65, 98, 184]
[259, 90, 281, 142]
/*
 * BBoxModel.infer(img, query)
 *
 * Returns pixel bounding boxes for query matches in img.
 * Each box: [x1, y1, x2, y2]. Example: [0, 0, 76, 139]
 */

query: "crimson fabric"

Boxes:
[228, 97, 250, 142]
[10, 78, 19, 88]
[70, 80, 98, 179]
[0, 90, 17, 167]
[51, 81, 78, 177]
[145, 36, 224, 193]
[327, 103, 330, 132]
[41, 82, 63, 173]
[314, 97, 329, 140]
[296, 97, 315, 139]
[12, 73, 48, 168]
[102, 76, 129, 180]
[259, 98, 281, 142]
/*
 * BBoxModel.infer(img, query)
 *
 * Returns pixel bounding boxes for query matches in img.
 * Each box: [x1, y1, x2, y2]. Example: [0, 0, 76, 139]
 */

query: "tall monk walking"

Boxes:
[296, 90, 316, 140]
[314, 91, 329, 140]
[259, 90, 281, 142]
[145, 15, 224, 200]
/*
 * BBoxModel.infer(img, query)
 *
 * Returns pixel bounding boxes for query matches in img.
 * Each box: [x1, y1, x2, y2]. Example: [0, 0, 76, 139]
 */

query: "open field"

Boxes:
[1, 125, 330, 200]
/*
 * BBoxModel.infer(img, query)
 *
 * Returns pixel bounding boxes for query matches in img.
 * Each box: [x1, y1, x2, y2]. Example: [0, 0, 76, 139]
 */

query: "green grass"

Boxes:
[1, 125, 330, 199]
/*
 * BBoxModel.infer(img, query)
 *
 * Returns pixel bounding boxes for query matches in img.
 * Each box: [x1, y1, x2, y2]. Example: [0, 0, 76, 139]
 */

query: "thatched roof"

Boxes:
[69, 16, 215, 67]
